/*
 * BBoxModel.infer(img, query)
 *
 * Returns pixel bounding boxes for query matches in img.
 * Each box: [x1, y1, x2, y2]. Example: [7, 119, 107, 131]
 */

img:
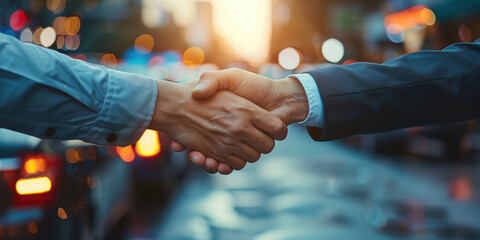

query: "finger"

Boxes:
[218, 163, 233, 175]
[192, 69, 240, 99]
[251, 111, 288, 140]
[226, 155, 247, 171]
[243, 126, 276, 154]
[171, 139, 187, 152]
[232, 143, 262, 163]
[204, 158, 219, 174]
[188, 151, 206, 167]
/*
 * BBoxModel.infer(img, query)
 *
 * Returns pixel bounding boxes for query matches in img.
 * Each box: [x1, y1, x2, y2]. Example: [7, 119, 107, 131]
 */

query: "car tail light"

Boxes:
[135, 130, 161, 158]
[12, 154, 62, 208]
[15, 177, 52, 195]
[23, 157, 47, 174]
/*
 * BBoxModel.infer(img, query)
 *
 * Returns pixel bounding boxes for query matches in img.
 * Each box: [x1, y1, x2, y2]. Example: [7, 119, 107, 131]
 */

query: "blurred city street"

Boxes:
[129, 125, 480, 240]
[1, 0, 480, 239]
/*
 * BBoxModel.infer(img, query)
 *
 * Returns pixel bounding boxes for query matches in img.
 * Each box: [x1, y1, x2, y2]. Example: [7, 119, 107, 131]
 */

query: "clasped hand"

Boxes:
[149, 68, 309, 175]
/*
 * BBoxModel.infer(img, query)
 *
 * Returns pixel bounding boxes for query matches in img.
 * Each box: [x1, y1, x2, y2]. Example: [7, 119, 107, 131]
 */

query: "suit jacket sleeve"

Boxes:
[306, 39, 480, 141]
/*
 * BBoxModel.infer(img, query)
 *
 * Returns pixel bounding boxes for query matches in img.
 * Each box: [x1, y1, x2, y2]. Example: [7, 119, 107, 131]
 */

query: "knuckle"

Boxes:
[199, 71, 212, 80]
[212, 147, 227, 157]
[227, 123, 248, 135]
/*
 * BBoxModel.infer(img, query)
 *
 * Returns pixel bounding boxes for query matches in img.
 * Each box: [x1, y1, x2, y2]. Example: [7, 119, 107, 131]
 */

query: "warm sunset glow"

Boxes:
[16, 177, 52, 195]
[135, 130, 161, 158]
[210, 0, 272, 66]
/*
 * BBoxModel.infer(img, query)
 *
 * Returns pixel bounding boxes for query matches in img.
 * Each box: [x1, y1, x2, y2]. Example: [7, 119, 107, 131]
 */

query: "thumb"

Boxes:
[192, 76, 219, 99]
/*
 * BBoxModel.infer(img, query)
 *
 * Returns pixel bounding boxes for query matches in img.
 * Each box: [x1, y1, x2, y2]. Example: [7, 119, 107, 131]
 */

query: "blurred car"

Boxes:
[0, 128, 187, 240]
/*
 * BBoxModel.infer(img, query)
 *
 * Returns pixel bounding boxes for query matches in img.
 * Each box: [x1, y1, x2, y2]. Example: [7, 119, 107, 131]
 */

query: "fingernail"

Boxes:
[204, 167, 216, 174]
[193, 83, 205, 92]
[189, 155, 199, 166]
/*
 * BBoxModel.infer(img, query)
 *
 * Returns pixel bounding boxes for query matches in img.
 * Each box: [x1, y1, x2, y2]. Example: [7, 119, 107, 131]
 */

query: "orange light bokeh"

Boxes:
[100, 54, 118, 68]
[384, 5, 436, 33]
[135, 130, 161, 158]
[183, 47, 205, 66]
[116, 145, 135, 163]
[134, 34, 155, 54]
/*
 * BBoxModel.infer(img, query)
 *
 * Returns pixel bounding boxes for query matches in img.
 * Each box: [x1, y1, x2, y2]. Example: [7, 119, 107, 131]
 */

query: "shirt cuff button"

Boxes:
[107, 133, 117, 143]
[45, 127, 56, 136]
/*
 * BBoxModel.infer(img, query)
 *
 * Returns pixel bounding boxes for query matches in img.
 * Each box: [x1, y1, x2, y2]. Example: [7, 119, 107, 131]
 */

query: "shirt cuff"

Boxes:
[83, 69, 158, 146]
[289, 73, 324, 127]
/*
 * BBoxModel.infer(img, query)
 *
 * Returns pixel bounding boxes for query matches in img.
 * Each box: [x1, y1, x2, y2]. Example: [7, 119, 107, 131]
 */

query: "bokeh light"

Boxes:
[386, 24, 405, 43]
[9, 10, 27, 31]
[65, 149, 83, 163]
[458, 25, 473, 42]
[134, 34, 155, 54]
[64, 35, 80, 50]
[278, 47, 302, 70]
[420, 8, 436, 26]
[53, 17, 66, 35]
[16, 177, 52, 195]
[28, 222, 38, 234]
[57, 35, 64, 49]
[20, 28, 33, 43]
[100, 54, 118, 68]
[40, 27, 57, 48]
[57, 207, 68, 219]
[46, 0, 66, 14]
[183, 46, 205, 66]
[24, 158, 46, 174]
[384, 5, 436, 33]
[116, 145, 135, 163]
[33, 27, 43, 45]
[321, 38, 345, 63]
[135, 130, 161, 158]
[65, 16, 81, 35]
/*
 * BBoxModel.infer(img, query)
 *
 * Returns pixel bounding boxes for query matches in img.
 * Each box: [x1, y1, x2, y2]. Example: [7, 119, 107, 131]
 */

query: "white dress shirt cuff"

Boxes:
[289, 73, 324, 128]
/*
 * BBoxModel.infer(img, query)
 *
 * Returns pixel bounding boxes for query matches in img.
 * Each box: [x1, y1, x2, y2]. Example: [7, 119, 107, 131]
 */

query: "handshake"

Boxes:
[148, 68, 310, 175]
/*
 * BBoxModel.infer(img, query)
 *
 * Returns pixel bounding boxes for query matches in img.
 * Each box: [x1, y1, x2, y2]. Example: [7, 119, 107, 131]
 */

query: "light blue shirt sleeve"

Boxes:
[289, 73, 324, 127]
[0, 33, 158, 146]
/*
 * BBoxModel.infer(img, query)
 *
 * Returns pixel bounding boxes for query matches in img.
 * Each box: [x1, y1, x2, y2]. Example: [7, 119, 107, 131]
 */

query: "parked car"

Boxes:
[0, 128, 187, 239]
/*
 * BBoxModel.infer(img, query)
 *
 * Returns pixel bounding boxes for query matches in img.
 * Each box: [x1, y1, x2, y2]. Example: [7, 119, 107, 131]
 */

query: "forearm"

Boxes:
[307, 39, 480, 141]
[0, 34, 157, 146]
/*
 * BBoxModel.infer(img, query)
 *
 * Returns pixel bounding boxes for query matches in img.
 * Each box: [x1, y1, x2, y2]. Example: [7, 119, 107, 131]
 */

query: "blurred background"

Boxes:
[1, 0, 480, 239]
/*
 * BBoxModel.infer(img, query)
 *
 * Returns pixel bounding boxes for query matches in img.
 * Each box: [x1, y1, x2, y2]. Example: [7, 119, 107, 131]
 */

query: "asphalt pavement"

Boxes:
[130, 125, 480, 240]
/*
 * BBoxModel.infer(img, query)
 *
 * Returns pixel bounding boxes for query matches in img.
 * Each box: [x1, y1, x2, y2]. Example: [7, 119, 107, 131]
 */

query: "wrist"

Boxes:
[276, 77, 309, 124]
[149, 80, 187, 133]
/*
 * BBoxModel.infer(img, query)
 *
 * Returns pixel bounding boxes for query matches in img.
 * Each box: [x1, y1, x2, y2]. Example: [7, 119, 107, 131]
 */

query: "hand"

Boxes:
[171, 68, 309, 174]
[149, 80, 288, 170]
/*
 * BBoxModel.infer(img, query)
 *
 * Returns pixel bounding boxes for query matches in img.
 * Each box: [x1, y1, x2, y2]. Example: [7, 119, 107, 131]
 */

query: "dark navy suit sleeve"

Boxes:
[306, 39, 480, 141]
